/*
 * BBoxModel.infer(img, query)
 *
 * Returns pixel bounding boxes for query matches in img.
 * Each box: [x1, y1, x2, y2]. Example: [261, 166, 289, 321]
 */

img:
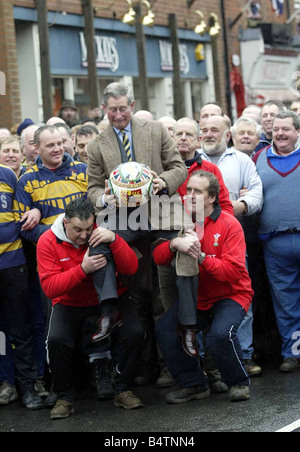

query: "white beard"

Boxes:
[202, 134, 228, 156]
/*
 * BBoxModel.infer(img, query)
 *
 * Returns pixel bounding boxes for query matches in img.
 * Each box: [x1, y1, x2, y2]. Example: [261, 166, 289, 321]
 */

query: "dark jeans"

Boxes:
[0, 265, 38, 394]
[47, 293, 144, 401]
[156, 298, 249, 389]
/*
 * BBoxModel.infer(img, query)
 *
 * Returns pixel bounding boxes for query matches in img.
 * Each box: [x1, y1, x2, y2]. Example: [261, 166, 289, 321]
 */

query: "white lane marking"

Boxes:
[276, 419, 300, 432]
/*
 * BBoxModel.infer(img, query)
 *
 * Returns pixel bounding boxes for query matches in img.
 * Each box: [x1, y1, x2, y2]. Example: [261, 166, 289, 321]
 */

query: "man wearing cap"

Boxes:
[59, 100, 78, 128]
[17, 119, 35, 137]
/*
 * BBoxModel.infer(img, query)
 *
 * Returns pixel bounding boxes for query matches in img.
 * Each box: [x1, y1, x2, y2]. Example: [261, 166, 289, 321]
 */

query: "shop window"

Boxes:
[191, 82, 204, 121]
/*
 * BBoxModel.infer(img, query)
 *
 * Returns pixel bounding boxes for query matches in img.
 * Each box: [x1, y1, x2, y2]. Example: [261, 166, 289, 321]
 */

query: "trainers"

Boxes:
[34, 378, 50, 398]
[50, 400, 75, 420]
[114, 391, 143, 410]
[156, 368, 175, 388]
[209, 380, 228, 394]
[0, 382, 18, 405]
[165, 386, 210, 404]
[229, 385, 250, 402]
[22, 390, 45, 410]
[280, 358, 300, 373]
[244, 360, 262, 378]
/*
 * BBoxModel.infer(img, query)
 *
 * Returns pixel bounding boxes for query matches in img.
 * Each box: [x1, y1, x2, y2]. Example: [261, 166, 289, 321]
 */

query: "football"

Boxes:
[109, 162, 154, 207]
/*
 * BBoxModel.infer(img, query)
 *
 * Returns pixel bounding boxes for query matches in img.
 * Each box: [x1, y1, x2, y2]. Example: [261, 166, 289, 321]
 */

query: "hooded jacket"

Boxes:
[36, 214, 138, 307]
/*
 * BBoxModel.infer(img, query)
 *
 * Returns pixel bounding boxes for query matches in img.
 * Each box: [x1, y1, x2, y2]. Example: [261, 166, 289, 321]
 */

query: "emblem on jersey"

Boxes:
[213, 233, 221, 247]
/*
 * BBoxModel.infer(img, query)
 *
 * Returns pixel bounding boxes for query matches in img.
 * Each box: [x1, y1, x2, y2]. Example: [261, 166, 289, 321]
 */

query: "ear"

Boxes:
[130, 101, 136, 113]
[209, 195, 217, 206]
[226, 130, 232, 143]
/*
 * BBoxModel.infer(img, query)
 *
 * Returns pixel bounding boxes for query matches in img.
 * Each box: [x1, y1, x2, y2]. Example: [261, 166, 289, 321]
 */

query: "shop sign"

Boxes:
[159, 40, 190, 75]
[80, 32, 120, 73]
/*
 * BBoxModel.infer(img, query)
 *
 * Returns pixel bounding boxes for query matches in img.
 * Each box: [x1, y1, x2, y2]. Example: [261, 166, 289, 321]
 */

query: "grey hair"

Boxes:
[174, 117, 201, 138]
[274, 110, 300, 130]
[231, 117, 262, 139]
[102, 82, 134, 107]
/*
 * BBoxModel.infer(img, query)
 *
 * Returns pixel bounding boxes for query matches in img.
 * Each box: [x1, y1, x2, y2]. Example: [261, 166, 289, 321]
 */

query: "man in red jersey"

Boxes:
[157, 117, 233, 357]
[37, 197, 144, 419]
[154, 171, 253, 404]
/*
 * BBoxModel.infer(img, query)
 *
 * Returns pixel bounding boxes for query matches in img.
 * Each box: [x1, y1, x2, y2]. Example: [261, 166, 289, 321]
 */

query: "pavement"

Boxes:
[1, 365, 300, 433]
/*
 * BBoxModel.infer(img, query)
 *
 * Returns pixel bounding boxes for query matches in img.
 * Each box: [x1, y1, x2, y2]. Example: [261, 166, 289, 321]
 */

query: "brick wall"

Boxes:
[0, 0, 22, 129]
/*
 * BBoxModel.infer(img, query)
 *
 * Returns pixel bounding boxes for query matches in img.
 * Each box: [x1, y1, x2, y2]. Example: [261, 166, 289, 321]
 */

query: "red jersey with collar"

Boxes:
[178, 155, 234, 216]
[37, 232, 138, 307]
[153, 206, 253, 312]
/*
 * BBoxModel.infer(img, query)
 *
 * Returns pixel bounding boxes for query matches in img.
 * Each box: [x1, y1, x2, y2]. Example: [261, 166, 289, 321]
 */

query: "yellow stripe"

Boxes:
[0, 183, 14, 194]
[41, 215, 62, 226]
[0, 240, 22, 254]
[0, 212, 15, 223]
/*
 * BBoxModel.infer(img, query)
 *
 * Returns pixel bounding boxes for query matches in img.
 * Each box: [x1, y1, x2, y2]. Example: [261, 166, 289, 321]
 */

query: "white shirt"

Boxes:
[199, 147, 263, 216]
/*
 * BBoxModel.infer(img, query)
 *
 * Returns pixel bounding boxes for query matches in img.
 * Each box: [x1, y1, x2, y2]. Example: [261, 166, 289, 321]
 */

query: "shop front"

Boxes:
[240, 28, 300, 107]
[14, 6, 214, 123]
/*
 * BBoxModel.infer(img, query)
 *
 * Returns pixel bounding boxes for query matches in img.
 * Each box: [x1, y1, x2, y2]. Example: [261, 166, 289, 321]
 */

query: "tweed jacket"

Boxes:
[87, 117, 188, 228]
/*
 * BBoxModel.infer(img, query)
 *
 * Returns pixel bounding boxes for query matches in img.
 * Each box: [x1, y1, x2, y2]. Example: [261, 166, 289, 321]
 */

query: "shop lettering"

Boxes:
[0, 332, 6, 356]
[0, 71, 6, 95]
[80, 33, 120, 73]
[159, 41, 190, 76]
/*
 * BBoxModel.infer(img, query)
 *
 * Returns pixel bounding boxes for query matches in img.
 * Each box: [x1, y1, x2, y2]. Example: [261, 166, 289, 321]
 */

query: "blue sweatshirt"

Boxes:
[0, 164, 26, 269]
[256, 146, 300, 240]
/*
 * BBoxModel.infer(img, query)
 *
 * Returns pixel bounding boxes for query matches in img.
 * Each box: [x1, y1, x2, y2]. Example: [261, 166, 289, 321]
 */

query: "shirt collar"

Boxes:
[209, 204, 222, 222]
[113, 122, 132, 136]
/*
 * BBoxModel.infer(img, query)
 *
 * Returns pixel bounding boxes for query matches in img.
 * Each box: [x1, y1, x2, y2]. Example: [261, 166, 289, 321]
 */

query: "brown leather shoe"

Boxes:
[50, 400, 74, 420]
[114, 391, 143, 410]
[91, 311, 124, 343]
[177, 325, 199, 358]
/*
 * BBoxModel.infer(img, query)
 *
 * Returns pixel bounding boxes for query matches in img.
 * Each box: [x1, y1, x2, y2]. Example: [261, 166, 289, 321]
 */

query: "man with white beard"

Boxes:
[199, 115, 263, 377]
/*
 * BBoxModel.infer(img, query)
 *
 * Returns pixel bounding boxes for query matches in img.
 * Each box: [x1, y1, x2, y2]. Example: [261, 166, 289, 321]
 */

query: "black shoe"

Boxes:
[177, 325, 199, 358]
[22, 390, 45, 410]
[95, 360, 115, 400]
[166, 386, 210, 404]
[91, 311, 124, 343]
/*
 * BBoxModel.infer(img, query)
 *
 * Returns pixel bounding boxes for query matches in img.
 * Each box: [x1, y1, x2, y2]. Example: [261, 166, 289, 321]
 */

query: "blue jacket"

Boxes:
[13, 154, 88, 242]
[0, 164, 26, 269]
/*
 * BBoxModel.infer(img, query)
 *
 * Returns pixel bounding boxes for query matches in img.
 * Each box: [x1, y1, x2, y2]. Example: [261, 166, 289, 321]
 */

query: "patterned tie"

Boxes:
[121, 130, 132, 162]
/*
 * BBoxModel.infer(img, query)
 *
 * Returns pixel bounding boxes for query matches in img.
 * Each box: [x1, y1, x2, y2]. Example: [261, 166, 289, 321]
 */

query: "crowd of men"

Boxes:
[1, 83, 300, 421]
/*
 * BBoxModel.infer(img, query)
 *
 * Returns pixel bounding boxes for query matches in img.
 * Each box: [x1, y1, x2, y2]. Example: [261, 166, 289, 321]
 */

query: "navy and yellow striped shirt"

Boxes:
[0, 164, 26, 269]
[13, 154, 88, 242]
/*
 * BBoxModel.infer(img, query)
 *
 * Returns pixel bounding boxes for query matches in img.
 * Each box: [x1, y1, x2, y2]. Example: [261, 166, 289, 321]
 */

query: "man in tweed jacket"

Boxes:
[87, 83, 200, 358]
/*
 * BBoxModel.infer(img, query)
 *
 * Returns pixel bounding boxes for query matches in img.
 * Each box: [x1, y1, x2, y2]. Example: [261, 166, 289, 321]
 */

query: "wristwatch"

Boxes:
[198, 252, 206, 265]
[241, 200, 248, 215]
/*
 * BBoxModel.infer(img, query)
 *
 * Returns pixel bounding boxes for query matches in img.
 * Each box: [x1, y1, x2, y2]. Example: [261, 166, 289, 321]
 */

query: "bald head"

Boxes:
[199, 103, 224, 127]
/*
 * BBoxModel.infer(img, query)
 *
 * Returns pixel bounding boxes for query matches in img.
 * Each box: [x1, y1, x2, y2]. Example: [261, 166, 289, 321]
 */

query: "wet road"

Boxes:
[1, 365, 300, 433]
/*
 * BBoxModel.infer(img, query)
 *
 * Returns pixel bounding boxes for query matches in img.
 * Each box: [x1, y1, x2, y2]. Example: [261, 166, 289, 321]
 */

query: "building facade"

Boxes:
[0, 0, 299, 128]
